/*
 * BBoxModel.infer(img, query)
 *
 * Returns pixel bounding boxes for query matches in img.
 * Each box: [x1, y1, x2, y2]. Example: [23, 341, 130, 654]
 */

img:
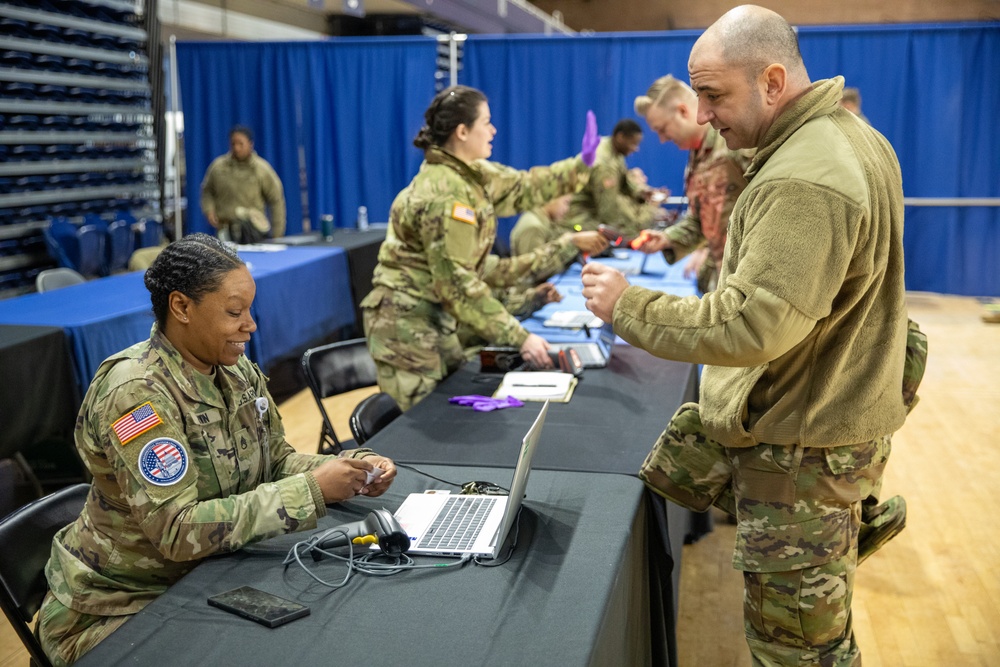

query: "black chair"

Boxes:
[349, 392, 402, 446]
[0, 483, 90, 667]
[301, 339, 378, 454]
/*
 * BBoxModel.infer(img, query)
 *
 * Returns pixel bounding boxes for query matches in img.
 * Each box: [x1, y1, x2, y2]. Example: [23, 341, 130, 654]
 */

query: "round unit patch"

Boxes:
[138, 438, 188, 486]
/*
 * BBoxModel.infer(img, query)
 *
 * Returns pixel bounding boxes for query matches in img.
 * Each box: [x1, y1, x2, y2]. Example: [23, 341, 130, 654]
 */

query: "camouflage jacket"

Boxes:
[663, 126, 752, 269]
[45, 326, 374, 616]
[565, 137, 656, 236]
[200, 151, 287, 237]
[510, 207, 564, 256]
[481, 231, 579, 316]
[361, 146, 586, 347]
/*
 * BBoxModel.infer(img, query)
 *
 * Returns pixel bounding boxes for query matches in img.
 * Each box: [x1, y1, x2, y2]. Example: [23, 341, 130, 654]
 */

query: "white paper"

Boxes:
[496, 371, 573, 401]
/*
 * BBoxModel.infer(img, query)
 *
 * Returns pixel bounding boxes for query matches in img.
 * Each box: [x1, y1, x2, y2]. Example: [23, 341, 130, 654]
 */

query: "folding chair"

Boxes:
[301, 339, 378, 454]
[35, 268, 85, 293]
[0, 483, 90, 667]
[349, 392, 402, 446]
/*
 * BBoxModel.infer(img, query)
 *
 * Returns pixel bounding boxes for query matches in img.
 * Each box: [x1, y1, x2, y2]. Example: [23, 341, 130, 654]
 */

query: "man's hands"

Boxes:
[206, 211, 219, 229]
[519, 333, 554, 369]
[569, 231, 609, 256]
[312, 455, 397, 504]
[634, 229, 672, 254]
[684, 246, 708, 279]
[581, 263, 629, 323]
[531, 283, 563, 310]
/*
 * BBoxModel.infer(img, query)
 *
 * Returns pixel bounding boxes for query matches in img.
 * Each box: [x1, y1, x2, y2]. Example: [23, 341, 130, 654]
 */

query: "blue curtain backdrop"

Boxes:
[176, 24, 998, 295]
[176, 38, 437, 236]
[463, 24, 1000, 296]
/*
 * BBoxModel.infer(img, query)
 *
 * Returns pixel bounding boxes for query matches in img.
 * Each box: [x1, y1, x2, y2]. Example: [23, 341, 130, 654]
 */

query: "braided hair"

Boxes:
[413, 85, 487, 150]
[144, 233, 245, 327]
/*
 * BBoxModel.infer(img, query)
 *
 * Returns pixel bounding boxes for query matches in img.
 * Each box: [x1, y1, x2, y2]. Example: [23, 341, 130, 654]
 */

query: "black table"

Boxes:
[0, 325, 83, 506]
[76, 466, 654, 667]
[0, 325, 79, 460]
[365, 346, 699, 667]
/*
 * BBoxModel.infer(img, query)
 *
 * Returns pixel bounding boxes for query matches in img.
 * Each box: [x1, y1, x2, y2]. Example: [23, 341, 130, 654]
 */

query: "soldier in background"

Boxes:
[510, 194, 573, 256]
[633, 75, 752, 294]
[361, 85, 606, 411]
[840, 86, 870, 124]
[200, 125, 286, 242]
[564, 119, 666, 237]
[38, 235, 396, 666]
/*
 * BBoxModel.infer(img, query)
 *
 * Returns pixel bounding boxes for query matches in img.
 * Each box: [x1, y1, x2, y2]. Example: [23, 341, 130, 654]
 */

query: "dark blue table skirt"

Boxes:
[0, 246, 354, 389]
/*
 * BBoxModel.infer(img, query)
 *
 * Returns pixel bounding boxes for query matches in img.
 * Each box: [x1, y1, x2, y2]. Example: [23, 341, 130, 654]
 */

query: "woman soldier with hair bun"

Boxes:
[361, 85, 605, 410]
[39, 234, 396, 666]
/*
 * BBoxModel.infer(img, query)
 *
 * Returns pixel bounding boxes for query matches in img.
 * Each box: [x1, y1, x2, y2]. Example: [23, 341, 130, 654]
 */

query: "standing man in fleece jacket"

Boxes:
[581, 6, 908, 665]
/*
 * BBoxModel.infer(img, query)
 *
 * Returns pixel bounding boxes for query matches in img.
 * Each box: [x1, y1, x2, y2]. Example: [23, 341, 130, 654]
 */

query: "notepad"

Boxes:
[495, 371, 576, 402]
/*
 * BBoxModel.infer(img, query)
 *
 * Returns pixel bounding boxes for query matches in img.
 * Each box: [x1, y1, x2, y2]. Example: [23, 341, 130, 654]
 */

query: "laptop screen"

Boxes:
[491, 401, 548, 552]
[598, 322, 617, 356]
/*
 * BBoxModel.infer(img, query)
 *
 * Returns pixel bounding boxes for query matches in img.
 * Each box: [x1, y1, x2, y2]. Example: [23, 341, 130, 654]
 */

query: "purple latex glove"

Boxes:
[449, 395, 525, 412]
[581, 110, 599, 166]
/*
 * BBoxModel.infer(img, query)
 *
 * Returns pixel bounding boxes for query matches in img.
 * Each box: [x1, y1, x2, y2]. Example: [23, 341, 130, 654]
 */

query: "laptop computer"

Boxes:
[550, 321, 616, 368]
[391, 402, 549, 559]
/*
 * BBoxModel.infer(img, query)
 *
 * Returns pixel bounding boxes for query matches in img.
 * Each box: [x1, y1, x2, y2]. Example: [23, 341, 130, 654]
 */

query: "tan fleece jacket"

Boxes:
[614, 77, 908, 448]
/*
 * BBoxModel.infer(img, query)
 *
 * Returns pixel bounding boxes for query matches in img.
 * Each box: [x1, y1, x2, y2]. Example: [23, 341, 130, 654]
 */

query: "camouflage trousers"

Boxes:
[640, 403, 891, 666]
[362, 289, 466, 412]
[37, 591, 131, 666]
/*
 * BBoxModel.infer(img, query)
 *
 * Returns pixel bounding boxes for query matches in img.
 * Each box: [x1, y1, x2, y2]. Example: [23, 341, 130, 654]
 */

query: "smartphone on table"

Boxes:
[207, 585, 310, 628]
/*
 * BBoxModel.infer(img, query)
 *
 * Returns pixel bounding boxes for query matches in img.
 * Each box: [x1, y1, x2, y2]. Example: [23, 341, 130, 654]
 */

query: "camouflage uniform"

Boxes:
[39, 326, 377, 666]
[361, 146, 587, 410]
[510, 206, 564, 256]
[661, 126, 752, 293]
[564, 137, 657, 237]
[640, 403, 888, 666]
[458, 236, 580, 354]
[200, 151, 287, 238]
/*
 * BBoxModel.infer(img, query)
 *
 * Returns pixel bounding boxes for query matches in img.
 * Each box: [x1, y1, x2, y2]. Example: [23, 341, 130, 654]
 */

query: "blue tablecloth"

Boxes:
[0, 246, 353, 389]
[522, 249, 698, 343]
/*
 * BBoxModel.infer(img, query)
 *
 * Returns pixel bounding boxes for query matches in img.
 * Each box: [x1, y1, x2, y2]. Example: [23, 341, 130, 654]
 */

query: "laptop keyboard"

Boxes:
[572, 345, 603, 366]
[418, 496, 498, 551]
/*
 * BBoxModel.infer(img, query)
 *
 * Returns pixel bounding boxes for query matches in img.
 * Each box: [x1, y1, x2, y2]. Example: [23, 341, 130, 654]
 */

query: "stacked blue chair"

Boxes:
[105, 218, 135, 275]
[75, 224, 105, 277]
[42, 217, 79, 269]
[134, 217, 162, 249]
[42, 218, 107, 278]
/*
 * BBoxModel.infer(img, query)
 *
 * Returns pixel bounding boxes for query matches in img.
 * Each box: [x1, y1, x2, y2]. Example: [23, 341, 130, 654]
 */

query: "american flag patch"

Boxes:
[112, 402, 162, 445]
[451, 203, 477, 225]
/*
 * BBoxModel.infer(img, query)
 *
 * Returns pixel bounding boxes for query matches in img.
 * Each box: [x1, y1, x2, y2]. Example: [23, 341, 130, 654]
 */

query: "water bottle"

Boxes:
[357, 206, 369, 231]
[320, 214, 334, 240]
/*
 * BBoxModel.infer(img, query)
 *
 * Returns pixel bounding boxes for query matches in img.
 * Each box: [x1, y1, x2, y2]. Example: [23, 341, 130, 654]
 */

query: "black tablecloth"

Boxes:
[76, 467, 653, 667]
[364, 345, 699, 667]
[0, 325, 78, 460]
[366, 345, 696, 475]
